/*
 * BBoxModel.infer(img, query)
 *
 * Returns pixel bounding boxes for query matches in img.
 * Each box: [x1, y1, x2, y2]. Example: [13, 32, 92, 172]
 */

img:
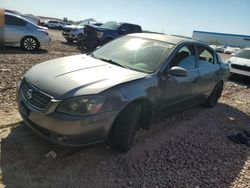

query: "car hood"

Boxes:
[24, 54, 147, 99]
[230, 57, 250, 66]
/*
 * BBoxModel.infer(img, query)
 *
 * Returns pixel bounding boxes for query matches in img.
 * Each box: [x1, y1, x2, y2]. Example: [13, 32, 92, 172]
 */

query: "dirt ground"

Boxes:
[0, 30, 249, 188]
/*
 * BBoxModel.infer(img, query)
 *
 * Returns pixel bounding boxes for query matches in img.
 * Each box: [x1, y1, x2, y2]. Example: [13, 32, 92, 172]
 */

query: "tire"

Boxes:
[204, 82, 223, 108]
[110, 103, 141, 152]
[21, 36, 39, 51]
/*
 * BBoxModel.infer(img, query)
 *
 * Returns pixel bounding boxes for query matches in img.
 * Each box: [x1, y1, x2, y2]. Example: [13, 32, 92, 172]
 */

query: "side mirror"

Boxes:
[167, 66, 188, 77]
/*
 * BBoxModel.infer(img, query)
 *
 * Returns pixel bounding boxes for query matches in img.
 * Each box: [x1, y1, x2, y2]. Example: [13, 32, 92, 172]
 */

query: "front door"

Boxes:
[196, 45, 221, 98]
[157, 44, 201, 117]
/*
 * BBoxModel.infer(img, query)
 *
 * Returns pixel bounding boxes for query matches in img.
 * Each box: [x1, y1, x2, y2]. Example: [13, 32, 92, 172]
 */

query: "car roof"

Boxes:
[128, 33, 197, 45]
[5, 12, 36, 25]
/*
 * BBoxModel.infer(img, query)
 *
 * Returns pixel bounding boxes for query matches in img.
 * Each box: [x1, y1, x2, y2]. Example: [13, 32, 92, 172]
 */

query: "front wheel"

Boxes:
[110, 103, 141, 152]
[21, 36, 39, 51]
[203, 82, 223, 108]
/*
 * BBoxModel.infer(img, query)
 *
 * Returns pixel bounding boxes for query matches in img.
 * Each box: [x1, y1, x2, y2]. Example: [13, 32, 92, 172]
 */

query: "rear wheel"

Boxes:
[204, 82, 223, 108]
[21, 36, 39, 51]
[110, 103, 141, 152]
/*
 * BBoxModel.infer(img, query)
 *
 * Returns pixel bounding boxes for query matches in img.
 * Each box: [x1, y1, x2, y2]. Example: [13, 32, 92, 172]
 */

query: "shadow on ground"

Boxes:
[0, 46, 48, 54]
[60, 41, 78, 47]
[229, 74, 250, 87]
[1, 103, 250, 187]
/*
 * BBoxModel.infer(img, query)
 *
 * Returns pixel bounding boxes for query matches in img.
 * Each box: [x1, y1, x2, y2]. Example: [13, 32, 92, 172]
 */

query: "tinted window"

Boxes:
[119, 24, 130, 33]
[5, 15, 27, 26]
[197, 46, 214, 67]
[49, 21, 58, 24]
[100, 21, 122, 30]
[235, 50, 250, 59]
[131, 25, 142, 33]
[170, 45, 196, 70]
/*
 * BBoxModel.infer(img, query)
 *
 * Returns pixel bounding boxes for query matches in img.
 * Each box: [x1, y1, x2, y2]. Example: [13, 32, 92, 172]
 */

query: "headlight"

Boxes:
[57, 96, 105, 116]
[96, 31, 103, 38]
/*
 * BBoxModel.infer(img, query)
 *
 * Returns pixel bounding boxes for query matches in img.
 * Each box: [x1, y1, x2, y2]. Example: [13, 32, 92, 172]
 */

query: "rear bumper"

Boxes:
[39, 35, 51, 46]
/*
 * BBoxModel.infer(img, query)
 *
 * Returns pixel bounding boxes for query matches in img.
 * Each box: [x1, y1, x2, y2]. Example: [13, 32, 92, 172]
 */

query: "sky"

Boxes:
[1, 0, 250, 37]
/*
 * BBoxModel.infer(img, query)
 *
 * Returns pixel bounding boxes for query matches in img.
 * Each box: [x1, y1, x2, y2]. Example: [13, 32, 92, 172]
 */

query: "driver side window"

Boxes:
[170, 45, 196, 70]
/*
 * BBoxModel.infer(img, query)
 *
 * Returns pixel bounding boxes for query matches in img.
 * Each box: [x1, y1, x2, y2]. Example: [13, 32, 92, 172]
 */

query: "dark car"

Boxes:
[17, 33, 230, 152]
[79, 21, 142, 50]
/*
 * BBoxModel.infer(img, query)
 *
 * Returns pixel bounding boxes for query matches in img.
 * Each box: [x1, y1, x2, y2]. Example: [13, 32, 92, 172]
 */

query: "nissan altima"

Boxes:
[17, 33, 230, 151]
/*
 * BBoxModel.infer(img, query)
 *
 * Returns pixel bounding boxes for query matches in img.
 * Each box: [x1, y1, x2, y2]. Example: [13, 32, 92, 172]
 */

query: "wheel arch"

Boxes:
[109, 97, 153, 138]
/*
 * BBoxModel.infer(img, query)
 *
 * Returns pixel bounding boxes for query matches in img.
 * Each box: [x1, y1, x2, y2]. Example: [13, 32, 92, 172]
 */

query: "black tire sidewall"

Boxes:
[21, 36, 38, 51]
[111, 104, 141, 152]
[206, 82, 223, 107]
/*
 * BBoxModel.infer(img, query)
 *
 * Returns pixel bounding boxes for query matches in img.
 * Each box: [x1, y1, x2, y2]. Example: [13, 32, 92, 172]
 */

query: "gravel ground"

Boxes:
[0, 30, 249, 188]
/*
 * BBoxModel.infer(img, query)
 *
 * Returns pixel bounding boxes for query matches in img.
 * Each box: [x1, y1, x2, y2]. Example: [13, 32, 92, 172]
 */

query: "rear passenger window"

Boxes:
[5, 15, 26, 26]
[197, 46, 214, 67]
[170, 45, 196, 70]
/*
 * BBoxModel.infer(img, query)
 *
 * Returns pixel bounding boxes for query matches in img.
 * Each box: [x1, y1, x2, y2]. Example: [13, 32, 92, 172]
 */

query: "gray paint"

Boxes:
[17, 34, 230, 147]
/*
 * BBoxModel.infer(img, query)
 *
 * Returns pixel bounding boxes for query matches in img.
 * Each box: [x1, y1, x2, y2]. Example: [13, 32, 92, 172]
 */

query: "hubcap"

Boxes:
[23, 38, 36, 50]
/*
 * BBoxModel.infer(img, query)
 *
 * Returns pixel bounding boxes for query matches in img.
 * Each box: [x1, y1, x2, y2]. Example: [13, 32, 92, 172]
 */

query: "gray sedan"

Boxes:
[2, 12, 51, 51]
[17, 33, 230, 151]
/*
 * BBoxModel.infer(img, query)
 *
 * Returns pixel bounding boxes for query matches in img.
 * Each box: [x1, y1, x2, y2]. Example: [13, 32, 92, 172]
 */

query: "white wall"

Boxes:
[192, 31, 250, 47]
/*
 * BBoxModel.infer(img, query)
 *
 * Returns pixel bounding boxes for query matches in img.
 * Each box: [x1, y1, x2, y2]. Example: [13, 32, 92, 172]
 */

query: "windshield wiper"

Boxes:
[90, 54, 130, 69]
[97, 57, 129, 69]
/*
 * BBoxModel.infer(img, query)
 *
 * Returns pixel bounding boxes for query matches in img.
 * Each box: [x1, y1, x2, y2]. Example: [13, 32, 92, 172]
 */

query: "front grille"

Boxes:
[20, 79, 53, 110]
[231, 64, 250, 72]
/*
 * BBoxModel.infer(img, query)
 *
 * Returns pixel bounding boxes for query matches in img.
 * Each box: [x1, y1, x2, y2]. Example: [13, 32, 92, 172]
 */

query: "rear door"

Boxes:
[157, 44, 201, 116]
[4, 15, 27, 45]
[195, 45, 221, 97]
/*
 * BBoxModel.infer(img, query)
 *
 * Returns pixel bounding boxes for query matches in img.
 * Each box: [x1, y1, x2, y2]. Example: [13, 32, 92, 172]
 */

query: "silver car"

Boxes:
[17, 34, 230, 151]
[3, 12, 51, 51]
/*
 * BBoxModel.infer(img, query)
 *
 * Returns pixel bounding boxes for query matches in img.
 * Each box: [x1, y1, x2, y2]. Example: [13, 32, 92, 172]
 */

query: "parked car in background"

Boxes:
[224, 46, 240, 54]
[17, 33, 230, 151]
[3, 12, 51, 51]
[45, 20, 65, 29]
[209, 45, 216, 50]
[227, 49, 250, 77]
[62, 21, 102, 43]
[215, 45, 226, 53]
[79, 21, 142, 50]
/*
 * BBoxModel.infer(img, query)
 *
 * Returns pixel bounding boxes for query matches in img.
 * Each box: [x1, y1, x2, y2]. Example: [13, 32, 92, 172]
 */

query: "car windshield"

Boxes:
[99, 21, 122, 30]
[92, 36, 174, 73]
[235, 50, 250, 59]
